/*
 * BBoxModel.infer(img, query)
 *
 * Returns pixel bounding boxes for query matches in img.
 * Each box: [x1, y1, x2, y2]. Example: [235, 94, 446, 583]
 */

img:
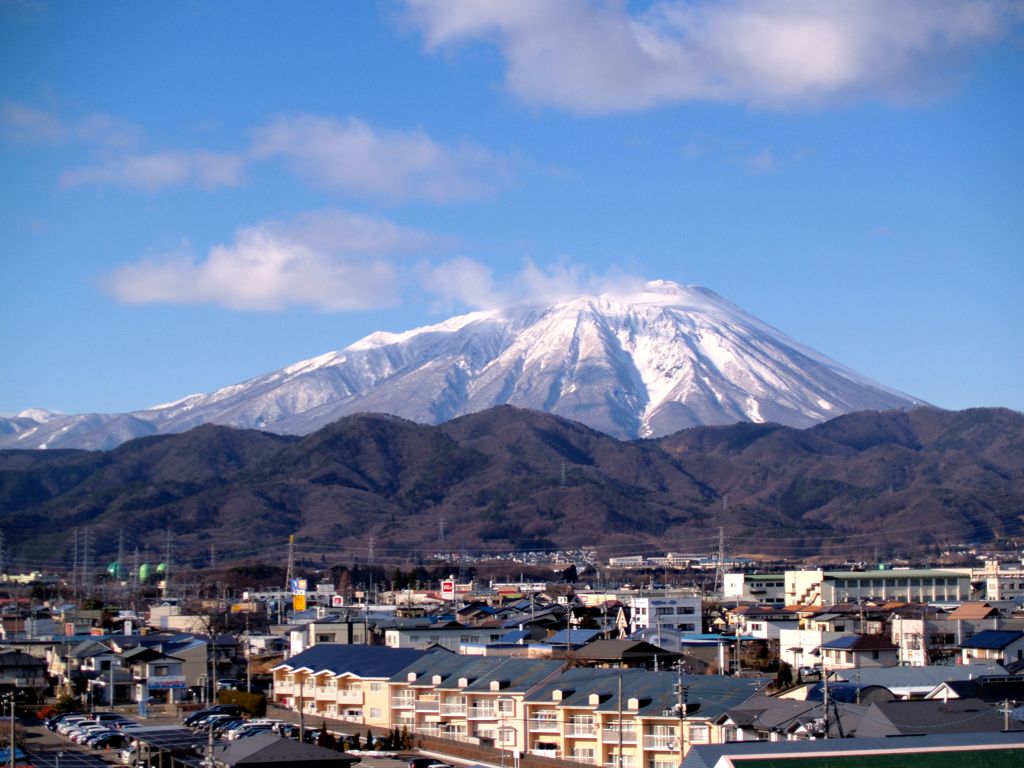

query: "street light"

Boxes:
[3, 693, 14, 768]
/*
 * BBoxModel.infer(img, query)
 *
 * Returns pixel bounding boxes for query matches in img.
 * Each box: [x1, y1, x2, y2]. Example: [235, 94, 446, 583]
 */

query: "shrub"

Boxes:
[216, 689, 267, 717]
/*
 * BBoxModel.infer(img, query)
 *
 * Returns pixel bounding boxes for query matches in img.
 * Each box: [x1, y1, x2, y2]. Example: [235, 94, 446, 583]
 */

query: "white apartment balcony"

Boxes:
[642, 735, 676, 750]
[441, 704, 468, 716]
[391, 696, 416, 709]
[337, 689, 363, 703]
[315, 686, 335, 699]
[528, 719, 560, 733]
[566, 724, 596, 737]
[601, 728, 636, 744]
[416, 700, 440, 713]
[530, 748, 561, 759]
[468, 705, 497, 720]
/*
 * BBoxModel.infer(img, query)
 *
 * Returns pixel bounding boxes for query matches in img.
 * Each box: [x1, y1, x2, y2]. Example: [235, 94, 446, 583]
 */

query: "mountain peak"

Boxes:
[0, 282, 923, 449]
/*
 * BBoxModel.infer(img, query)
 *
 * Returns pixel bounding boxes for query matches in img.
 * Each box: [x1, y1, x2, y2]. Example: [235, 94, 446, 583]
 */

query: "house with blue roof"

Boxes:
[961, 629, 1024, 666]
[819, 634, 899, 669]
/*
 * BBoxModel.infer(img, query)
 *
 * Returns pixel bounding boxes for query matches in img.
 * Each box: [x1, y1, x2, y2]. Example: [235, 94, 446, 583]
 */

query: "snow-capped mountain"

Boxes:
[0, 281, 922, 449]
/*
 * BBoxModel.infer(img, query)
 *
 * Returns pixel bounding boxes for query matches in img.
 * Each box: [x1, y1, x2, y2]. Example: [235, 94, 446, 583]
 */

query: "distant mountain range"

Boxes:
[0, 281, 921, 450]
[2, 406, 1021, 569]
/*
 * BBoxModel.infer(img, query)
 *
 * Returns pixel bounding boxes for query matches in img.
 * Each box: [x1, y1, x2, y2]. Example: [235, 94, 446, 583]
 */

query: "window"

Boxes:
[369, 707, 382, 718]
[316, 634, 335, 642]
[498, 699, 515, 714]
[679, 606, 695, 615]
[154, 665, 168, 677]
[688, 724, 709, 744]
[679, 623, 696, 632]
[370, 682, 383, 691]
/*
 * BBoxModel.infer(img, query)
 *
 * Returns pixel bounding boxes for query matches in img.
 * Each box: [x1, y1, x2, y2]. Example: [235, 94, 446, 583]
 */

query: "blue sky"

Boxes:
[2, 0, 1022, 417]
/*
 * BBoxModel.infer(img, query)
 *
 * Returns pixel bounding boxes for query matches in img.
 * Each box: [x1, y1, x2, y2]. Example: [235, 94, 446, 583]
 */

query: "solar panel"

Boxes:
[26, 749, 112, 768]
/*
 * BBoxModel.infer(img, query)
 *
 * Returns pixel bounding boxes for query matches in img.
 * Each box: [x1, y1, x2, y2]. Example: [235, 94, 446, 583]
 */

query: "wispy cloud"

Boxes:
[105, 210, 437, 311]
[61, 150, 246, 191]
[420, 257, 648, 310]
[404, 0, 1016, 112]
[250, 114, 511, 201]
[5, 102, 515, 199]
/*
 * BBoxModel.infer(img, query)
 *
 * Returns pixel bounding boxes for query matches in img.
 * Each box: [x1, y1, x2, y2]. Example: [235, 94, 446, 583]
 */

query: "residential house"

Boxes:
[961, 630, 1024, 666]
[854, 697, 1023, 737]
[121, 646, 188, 705]
[819, 635, 899, 670]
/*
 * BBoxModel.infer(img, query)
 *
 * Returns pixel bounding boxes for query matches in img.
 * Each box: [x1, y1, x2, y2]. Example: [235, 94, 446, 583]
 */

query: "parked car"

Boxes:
[45, 712, 84, 732]
[91, 732, 130, 750]
[229, 724, 274, 740]
[184, 705, 242, 726]
[57, 716, 91, 735]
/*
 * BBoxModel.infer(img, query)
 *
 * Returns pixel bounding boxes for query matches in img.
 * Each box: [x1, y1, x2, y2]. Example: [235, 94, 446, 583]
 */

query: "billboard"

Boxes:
[290, 578, 308, 594]
[148, 676, 187, 690]
[293, 594, 307, 611]
[331, 595, 345, 607]
[441, 579, 456, 601]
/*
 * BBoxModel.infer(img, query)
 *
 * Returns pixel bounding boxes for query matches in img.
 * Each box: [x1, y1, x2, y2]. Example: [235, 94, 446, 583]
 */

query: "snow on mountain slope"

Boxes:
[0, 282, 922, 448]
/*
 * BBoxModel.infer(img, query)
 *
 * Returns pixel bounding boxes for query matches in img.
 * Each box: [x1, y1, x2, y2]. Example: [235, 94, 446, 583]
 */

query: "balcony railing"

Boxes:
[566, 724, 596, 737]
[528, 719, 560, 732]
[391, 697, 416, 708]
[601, 729, 636, 743]
[530, 749, 560, 759]
[441, 704, 468, 716]
[415, 700, 440, 713]
[337, 690, 362, 703]
[468, 706, 497, 719]
[642, 735, 676, 750]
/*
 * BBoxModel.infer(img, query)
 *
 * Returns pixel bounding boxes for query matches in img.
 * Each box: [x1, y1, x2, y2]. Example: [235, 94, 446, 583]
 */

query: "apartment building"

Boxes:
[785, 569, 971, 607]
[271, 644, 430, 726]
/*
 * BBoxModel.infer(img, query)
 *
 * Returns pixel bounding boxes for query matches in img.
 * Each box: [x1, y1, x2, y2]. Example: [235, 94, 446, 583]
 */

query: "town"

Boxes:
[4, 551, 1024, 767]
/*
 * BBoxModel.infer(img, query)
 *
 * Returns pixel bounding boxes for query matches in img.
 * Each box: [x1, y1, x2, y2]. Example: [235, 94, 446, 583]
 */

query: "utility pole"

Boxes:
[615, 665, 623, 768]
[675, 663, 688, 765]
[822, 661, 830, 739]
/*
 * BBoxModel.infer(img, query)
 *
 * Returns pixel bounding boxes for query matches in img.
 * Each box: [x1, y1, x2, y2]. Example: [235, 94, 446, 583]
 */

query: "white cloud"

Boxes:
[1, 102, 66, 143]
[250, 114, 511, 201]
[105, 210, 435, 311]
[61, 150, 246, 191]
[405, 0, 1015, 111]
[1, 101, 143, 147]
[419, 257, 648, 310]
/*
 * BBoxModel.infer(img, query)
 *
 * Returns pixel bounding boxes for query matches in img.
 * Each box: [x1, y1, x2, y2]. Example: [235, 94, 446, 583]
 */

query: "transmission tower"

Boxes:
[71, 528, 80, 598]
[713, 526, 726, 594]
[209, 544, 217, 570]
[0, 529, 6, 578]
[81, 527, 92, 589]
[560, 461, 567, 488]
[116, 529, 126, 582]
[163, 528, 174, 597]
[285, 534, 295, 591]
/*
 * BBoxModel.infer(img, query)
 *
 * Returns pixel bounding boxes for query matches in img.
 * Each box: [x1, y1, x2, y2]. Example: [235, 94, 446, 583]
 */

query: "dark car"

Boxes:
[184, 705, 242, 726]
[89, 731, 130, 750]
[45, 712, 84, 732]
